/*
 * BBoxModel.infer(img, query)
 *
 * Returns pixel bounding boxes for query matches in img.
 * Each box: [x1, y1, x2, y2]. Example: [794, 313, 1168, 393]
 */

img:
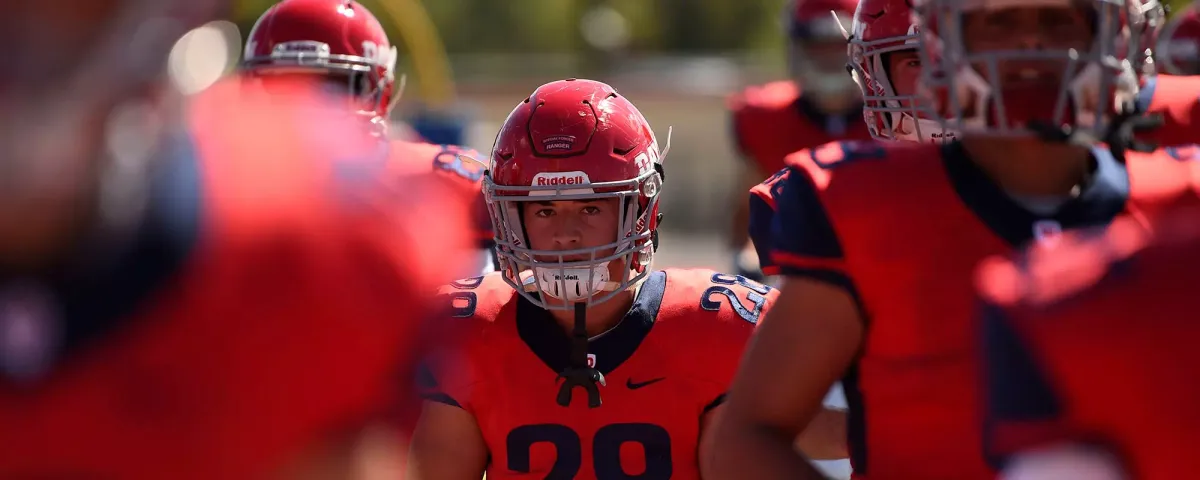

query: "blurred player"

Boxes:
[406, 79, 846, 480]
[0, 0, 472, 478]
[1133, 0, 1166, 75]
[976, 205, 1200, 480]
[1157, 1, 1200, 76]
[704, 1, 1199, 479]
[726, 0, 869, 281]
[737, 1, 944, 477]
[748, 0, 951, 278]
[242, 0, 495, 276]
[1130, 0, 1200, 149]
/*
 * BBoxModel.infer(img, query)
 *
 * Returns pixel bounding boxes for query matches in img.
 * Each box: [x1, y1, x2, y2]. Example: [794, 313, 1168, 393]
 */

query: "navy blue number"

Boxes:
[593, 423, 673, 479]
[700, 273, 773, 324]
[451, 276, 484, 289]
[433, 145, 485, 182]
[505, 423, 673, 480]
[1165, 144, 1199, 162]
[506, 424, 582, 479]
[444, 275, 482, 318]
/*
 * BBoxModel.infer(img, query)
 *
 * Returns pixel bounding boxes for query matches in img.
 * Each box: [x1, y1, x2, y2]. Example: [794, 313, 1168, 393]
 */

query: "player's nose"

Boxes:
[551, 228, 583, 249]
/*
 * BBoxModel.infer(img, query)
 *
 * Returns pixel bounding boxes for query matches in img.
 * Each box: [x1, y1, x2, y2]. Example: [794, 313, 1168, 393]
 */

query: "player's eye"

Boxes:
[905, 58, 921, 69]
[534, 208, 555, 218]
[581, 205, 602, 215]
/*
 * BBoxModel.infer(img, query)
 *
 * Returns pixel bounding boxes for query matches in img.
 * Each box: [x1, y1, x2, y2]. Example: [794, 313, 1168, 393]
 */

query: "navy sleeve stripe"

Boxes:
[980, 300, 1065, 469]
[422, 392, 464, 409]
[703, 393, 728, 414]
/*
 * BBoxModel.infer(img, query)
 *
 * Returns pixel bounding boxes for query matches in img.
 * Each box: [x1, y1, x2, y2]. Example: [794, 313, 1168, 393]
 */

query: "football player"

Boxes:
[705, 1, 1200, 479]
[406, 79, 846, 480]
[1157, 1, 1200, 76]
[726, 0, 870, 281]
[1131, 0, 1200, 148]
[976, 204, 1200, 480]
[241, 0, 495, 276]
[749, 0, 951, 278]
[739, 1, 944, 477]
[0, 0, 471, 478]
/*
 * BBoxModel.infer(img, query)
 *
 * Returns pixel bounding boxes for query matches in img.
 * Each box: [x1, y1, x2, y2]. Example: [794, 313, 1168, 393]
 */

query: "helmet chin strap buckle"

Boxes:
[556, 302, 606, 408]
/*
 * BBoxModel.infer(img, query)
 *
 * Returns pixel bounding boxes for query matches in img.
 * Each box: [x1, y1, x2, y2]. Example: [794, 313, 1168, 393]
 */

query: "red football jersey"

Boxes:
[977, 208, 1200, 480]
[767, 139, 1200, 479]
[388, 140, 492, 248]
[728, 81, 870, 177]
[424, 269, 776, 480]
[0, 78, 471, 479]
[1136, 74, 1200, 147]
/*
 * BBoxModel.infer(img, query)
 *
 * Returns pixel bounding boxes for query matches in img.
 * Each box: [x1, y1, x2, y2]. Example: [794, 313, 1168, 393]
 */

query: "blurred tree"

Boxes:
[231, 0, 1195, 56]
[1167, 0, 1191, 15]
[230, 0, 788, 53]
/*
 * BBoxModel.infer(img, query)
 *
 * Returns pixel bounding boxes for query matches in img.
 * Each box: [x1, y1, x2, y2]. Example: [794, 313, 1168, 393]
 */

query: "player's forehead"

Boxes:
[528, 198, 617, 208]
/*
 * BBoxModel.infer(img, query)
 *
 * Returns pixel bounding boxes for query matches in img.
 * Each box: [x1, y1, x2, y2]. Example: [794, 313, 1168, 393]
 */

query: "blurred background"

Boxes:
[220, 0, 1195, 268]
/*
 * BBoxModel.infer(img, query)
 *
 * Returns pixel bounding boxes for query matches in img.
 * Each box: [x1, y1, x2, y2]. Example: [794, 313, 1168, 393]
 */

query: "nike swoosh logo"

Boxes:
[626, 377, 665, 390]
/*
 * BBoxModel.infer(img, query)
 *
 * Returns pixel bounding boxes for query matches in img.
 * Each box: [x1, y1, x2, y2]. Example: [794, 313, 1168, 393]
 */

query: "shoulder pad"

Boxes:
[728, 81, 801, 113]
[434, 273, 516, 324]
[390, 141, 487, 187]
[658, 268, 778, 329]
[975, 216, 1150, 308]
[786, 140, 941, 184]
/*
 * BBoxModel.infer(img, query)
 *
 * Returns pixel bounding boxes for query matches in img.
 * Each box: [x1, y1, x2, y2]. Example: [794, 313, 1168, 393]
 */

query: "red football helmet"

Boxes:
[1158, 2, 1200, 75]
[784, 0, 860, 98]
[848, 0, 955, 143]
[913, 0, 1143, 139]
[486, 79, 667, 310]
[242, 0, 399, 132]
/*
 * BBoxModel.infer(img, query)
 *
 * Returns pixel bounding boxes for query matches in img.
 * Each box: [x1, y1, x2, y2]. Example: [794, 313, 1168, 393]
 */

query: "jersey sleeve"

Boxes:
[979, 301, 1071, 470]
[695, 275, 781, 412]
[748, 168, 790, 276]
[769, 162, 853, 290]
[1136, 75, 1200, 147]
[416, 339, 478, 410]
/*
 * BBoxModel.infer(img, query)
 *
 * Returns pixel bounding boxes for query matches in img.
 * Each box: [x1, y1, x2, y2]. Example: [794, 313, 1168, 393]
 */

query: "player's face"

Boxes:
[961, 6, 1093, 91]
[247, 70, 377, 115]
[521, 198, 622, 261]
[790, 38, 857, 98]
[887, 50, 922, 97]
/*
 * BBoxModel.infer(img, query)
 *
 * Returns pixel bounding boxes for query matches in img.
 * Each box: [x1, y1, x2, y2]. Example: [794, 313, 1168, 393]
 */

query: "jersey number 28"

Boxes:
[700, 273, 772, 324]
[506, 422, 672, 479]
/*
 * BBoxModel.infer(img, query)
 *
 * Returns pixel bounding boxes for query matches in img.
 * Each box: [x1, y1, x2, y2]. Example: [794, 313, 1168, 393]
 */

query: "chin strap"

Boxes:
[556, 302, 606, 408]
[1025, 100, 1164, 161]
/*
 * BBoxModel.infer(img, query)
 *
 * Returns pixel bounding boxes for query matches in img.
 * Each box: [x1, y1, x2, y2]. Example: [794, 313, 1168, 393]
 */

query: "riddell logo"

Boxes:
[532, 171, 592, 187]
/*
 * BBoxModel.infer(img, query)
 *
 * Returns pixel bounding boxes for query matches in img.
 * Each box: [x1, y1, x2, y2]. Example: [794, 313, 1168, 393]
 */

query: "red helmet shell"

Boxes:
[487, 79, 665, 285]
[1158, 3, 1200, 75]
[490, 79, 662, 192]
[243, 0, 398, 122]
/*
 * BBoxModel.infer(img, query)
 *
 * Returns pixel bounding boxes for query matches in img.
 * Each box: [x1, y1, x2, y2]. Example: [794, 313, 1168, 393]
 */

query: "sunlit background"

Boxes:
[177, 0, 1196, 269]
